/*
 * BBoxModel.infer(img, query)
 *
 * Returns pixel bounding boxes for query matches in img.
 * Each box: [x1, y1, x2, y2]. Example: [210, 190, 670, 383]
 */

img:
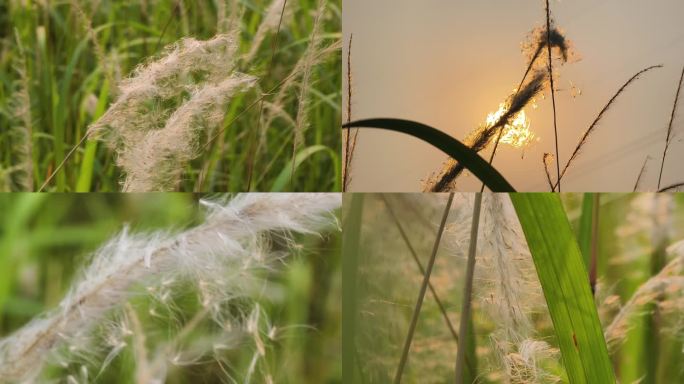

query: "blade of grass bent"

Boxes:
[343, 119, 516, 192]
[510, 194, 615, 384]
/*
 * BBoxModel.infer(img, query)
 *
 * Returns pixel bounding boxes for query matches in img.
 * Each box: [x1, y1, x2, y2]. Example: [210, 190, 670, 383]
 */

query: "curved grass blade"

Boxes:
[510, 194, 616, 384]
[270, 145, 338, 192]
[342, 119, 516, 192]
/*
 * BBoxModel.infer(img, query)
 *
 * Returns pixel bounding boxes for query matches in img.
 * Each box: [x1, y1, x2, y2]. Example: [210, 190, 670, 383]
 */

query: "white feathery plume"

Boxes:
[0, 193, 340, 383]
[86, 29, 258, 191]
[121, 73, 257, 191]
[447, 194, 555, 383]
[604, 241, 684, 349]
[88, 33, 241, 140]
[292, 0, 326, 153]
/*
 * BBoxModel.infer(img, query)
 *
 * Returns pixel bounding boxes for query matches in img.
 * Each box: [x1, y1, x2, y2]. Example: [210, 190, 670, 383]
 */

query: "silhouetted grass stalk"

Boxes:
[343, 34, 358, 192]
[545, 0, 562, 192]
[553, 65, 662, 189]
[656, 64, 684, 190]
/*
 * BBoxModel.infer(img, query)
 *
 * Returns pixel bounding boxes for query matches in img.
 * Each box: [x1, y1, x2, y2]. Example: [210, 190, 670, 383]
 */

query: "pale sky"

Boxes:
[343, 0, 684, 192]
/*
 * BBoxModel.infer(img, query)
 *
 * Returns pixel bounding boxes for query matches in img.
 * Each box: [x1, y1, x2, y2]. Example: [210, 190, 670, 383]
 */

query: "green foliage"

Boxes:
[0, 0, 341, 192]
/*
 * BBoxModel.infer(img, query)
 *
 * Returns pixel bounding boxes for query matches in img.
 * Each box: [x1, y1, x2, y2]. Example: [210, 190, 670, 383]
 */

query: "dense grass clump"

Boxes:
[0, 0, 341, 192]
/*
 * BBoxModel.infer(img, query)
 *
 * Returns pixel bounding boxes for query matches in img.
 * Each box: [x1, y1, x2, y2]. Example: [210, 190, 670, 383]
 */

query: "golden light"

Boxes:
[485, 103, 536, 148]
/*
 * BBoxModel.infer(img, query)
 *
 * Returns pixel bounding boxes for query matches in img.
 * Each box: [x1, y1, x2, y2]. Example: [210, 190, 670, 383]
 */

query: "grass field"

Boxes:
[0, 193, 342, 383]
[0, 0, 341, 192]
[343, 193, 684, 383]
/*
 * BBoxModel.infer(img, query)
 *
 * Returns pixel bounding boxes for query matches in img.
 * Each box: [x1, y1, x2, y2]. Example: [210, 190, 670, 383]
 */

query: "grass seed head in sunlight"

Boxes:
[485, 103, 537, 148]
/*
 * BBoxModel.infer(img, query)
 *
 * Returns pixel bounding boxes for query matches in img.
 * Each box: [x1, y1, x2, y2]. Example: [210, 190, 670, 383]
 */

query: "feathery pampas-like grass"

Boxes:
[0, 193, 340, 383]
[87, 32, 256, 191]
[447, 194, 557, 383]
[604, 241, 683, 349]
[9, 31, 33, 191]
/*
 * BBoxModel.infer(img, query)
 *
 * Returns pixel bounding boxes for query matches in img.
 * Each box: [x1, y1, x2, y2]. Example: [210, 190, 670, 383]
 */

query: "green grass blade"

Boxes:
[342, 194, 364, 384]
[270, 145, 337, 192]
[576, 193, 595, 269]
[510, 194, 616, 384]
[342, 118, 516, 191]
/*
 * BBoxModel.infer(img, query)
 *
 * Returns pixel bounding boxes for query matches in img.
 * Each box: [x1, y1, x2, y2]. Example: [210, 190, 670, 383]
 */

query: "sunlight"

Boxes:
[485, 103, 536, 148]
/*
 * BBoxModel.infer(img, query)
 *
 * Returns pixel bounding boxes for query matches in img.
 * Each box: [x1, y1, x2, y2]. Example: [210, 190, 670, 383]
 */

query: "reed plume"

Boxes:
[604, 247, 683, 349]
[290, 0, 326, 186]
[0, 194, 340, 383]
[87, 32, 257, 191]
[424, 18, 574, 192]
[426, 71, 547, 192]
[447, 195, 556, 383]
[9, 31, 33, 191]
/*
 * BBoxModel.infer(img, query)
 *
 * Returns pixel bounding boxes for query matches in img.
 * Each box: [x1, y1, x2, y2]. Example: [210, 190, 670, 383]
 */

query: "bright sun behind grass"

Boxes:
[485, 103, 537, 149]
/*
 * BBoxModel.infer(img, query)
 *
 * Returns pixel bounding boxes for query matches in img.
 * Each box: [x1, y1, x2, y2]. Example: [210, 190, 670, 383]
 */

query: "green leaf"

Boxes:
[342, 118, 516, 192]
[576, 193, 595, 270]
[510, 194, 616, 384]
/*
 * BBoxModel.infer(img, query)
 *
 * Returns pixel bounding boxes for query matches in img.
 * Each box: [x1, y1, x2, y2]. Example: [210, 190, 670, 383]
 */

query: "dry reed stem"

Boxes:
[343, 33, 357, 192]
[657, 64, 684, 190]
[0, 194, 340, 382]
[381, 196, 460, 343]
[394, 194, 454, 384]
[545, 0, 561, 192]
[542, 153, 555, 191]
[633, 155, 651, 192]
[553, 65, 662, 189]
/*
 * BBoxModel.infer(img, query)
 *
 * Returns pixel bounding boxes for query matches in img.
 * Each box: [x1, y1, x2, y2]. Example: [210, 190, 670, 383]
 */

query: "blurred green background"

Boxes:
[0, 193, 341, 383]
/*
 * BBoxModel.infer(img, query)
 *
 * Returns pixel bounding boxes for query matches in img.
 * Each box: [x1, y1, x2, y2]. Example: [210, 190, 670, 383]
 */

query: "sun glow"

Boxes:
[485, 103, 536, 148]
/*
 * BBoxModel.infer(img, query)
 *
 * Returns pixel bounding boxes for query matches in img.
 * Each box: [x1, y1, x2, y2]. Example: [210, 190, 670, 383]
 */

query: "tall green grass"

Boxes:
[0, 0, 341, 192]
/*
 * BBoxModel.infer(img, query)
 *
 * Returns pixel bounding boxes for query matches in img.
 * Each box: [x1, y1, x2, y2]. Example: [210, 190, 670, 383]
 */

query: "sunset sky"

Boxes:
[343, 0, 684, 191]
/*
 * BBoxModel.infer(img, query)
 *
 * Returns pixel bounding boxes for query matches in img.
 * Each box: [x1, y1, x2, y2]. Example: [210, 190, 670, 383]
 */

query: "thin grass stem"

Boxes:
[393, 193, 454, 384]
[553, 65, 662, 189]
[657, 64, 684, 190]
[381, 195, 459, 343]
[545, 0, 561, 192]
[454, 193, 482, 384]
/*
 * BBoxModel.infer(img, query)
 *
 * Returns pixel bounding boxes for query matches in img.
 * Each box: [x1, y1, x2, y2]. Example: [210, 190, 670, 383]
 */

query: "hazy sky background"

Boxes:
[343, 0, 684, 192]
